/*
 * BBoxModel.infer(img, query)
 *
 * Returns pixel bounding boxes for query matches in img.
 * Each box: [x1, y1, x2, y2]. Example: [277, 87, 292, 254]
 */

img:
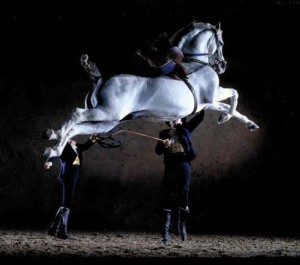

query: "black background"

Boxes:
[0, 0, 299, 236]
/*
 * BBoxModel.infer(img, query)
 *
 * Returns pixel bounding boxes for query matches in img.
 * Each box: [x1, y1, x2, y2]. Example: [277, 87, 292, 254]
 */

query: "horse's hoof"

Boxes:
[247, 123, 259, 131]
[217, 113, 231, 124]
[43, 147, 52, 158]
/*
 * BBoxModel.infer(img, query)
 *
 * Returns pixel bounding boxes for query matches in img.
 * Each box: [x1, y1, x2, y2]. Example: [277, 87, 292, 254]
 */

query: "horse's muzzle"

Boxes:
[215, 60, 227, 74]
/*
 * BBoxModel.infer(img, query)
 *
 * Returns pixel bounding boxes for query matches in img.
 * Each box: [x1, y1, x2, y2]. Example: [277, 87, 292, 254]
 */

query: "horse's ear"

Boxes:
[216, 22, 222, 34]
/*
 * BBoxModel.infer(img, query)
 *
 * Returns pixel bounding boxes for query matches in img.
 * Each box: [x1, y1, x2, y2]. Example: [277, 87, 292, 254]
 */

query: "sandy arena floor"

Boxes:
[0, 229, 299, 264]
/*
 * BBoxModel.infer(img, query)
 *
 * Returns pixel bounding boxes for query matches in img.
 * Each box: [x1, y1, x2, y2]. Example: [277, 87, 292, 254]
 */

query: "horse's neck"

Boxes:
[179, 30, 213, 63]
[182, 46, 210, 63]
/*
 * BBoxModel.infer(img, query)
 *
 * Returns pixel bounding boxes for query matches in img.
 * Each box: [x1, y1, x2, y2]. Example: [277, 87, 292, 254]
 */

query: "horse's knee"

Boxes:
[232, 89, 238, 99]
[231, 89, 239, 100]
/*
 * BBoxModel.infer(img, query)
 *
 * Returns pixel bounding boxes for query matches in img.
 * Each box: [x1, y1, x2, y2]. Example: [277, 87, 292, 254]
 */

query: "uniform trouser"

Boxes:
[59, 165, 80, 209]
[162, 161, 191, 210]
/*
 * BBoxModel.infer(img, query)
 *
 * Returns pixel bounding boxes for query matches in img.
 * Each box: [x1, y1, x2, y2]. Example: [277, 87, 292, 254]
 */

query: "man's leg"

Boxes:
[178, 206, 189, 241]
[178, 162, 191, 241]
[56, 167, 79, 239]
[161, 167, 175, 244]
[162, 208, 171, 244]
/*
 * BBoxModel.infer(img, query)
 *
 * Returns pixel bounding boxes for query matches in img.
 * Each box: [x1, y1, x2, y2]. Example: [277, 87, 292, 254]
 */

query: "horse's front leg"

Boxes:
[214, 86, 239, 123]
[204, 102, 259, 131]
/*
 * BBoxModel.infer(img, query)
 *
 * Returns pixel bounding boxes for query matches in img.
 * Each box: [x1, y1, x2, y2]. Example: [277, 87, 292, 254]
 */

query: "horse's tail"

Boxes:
[81, 54, 103, 109]
[80, 54, 102, 83]
[85, 77, 103, 109]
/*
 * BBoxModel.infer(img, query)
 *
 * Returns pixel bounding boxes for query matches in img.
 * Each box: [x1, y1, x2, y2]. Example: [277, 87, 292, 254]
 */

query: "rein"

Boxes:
[96, 129, 164, 148]
[183, 52, 211, 57]
[183, 57, 209, 66]
[109, 129, 164, 141]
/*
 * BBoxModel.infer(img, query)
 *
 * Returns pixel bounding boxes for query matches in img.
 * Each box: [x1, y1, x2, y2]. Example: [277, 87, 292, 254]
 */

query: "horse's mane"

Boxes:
[170, 21, 216, 46]
[133, 21, 217, 71]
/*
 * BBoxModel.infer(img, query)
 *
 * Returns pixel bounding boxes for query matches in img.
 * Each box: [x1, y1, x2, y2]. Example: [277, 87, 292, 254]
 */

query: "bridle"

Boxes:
[182, 28, 227, 72]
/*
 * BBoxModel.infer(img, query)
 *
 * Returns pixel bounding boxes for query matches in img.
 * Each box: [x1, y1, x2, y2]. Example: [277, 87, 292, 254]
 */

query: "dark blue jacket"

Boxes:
[49, 139, 95, 178]
[155, 110, 204, 164]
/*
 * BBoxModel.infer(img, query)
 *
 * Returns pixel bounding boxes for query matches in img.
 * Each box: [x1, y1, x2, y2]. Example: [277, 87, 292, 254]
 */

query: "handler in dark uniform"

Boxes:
[44, 134, 97, 239]
[155, 110, 205, 244]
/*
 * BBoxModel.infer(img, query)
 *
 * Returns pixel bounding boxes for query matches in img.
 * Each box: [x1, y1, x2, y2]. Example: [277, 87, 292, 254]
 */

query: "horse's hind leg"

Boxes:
[204, 102, 259, 131]
[45, 106, 114, 141]
[214, 87, 238, 123]
[43, 107, 122, 159]
[43, 76, 104, 142]
[43, 121, 119, 159]
[42, 107, 83, 141]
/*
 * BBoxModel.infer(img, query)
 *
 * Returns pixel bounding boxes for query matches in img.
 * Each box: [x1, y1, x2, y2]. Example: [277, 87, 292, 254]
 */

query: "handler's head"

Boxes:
[165, 117, 187, 128]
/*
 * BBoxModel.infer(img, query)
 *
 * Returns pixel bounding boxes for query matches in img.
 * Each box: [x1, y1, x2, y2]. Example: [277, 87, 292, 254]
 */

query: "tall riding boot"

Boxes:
[162, 209, 171, 244]
[48, 207, 63, 237]
[56, 207, 71, 239]
[173, 208, 180, 236]
[178, 207, 189, 241]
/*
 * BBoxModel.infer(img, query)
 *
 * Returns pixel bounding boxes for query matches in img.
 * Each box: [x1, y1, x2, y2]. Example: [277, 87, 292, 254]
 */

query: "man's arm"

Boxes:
[155, 131, 170, 155]
[185, 110, 205, 133]
[44, 156, 58, 170]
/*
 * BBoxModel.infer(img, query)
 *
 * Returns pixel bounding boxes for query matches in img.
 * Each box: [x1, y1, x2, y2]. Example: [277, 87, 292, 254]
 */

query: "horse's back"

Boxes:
[101, 73, 188, 97]
[97, 73, 197, 118]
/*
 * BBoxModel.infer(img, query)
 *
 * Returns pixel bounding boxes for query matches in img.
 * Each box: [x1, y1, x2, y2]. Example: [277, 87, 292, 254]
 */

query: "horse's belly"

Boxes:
[144, 79, 196, 116]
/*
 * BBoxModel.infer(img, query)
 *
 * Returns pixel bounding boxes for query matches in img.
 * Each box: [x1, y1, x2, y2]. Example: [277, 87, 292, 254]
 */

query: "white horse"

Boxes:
[43, 22, 259, 159]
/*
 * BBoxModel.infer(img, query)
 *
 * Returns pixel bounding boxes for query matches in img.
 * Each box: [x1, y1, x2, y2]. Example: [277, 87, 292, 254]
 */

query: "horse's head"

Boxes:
[209, 22, 227, 74]
[171, 22, 227, 74]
